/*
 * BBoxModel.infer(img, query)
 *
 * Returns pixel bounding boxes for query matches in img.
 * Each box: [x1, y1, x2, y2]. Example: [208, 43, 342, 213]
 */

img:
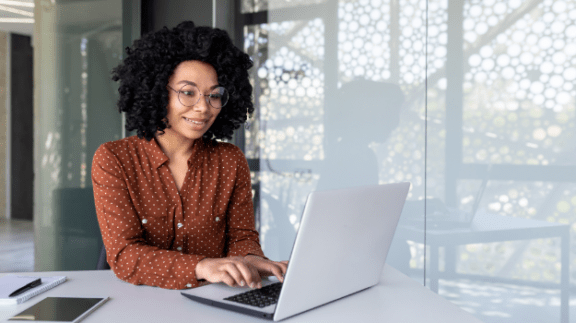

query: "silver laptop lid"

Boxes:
[274, 182, 410, 321]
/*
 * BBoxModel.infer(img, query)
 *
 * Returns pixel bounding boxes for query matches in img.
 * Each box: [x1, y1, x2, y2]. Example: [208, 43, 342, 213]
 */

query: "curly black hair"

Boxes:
[112, 21, 254, 142]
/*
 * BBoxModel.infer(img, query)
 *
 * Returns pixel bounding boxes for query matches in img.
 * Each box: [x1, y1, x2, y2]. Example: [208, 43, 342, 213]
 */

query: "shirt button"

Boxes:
[186, 283, 192, 288]
[142, 219, 148, 224]
[177, 247, 182, 251]
[177, 223, 184, 228]
[215, 217, 220, 222]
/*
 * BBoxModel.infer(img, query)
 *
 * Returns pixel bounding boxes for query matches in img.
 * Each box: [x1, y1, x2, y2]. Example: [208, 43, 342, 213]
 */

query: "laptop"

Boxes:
[405, 166, 489, 230]
[181, 182, 410, 321]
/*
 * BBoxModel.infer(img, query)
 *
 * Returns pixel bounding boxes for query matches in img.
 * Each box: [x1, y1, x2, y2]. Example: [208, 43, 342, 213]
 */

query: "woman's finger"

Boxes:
[218, 272, 237, 287]
[222, 262, 245, 287]
[276, 261, 288, 275]
[268, 264, 285, 282]
[248, 262, 262, 287]
[235, 261, 261, 288]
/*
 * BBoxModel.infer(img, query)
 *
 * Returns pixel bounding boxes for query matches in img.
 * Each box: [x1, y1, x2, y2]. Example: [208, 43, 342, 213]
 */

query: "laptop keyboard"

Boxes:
[224, 282, 283, 308]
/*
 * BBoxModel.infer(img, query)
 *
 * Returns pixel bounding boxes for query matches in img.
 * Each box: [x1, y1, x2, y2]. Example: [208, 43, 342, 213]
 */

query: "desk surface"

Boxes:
[0, 265, 483, 323]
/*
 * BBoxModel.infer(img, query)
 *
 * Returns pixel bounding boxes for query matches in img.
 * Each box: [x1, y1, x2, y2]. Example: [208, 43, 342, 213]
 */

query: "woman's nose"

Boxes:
[193, 95, 211, 112]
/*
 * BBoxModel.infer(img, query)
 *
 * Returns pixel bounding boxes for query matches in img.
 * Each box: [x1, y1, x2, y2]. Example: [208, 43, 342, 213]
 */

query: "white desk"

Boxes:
[0, 265, 483, 323]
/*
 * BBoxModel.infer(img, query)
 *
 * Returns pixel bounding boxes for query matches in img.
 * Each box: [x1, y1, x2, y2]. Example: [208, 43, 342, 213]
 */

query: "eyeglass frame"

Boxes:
[166, 84, 229, 109]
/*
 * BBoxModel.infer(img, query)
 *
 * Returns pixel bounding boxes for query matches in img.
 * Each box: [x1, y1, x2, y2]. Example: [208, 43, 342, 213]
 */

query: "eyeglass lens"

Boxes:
[178, 84, 229, 109]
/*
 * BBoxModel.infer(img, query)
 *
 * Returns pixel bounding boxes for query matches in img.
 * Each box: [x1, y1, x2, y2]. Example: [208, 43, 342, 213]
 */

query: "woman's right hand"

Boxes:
[195, 257, 263, 288]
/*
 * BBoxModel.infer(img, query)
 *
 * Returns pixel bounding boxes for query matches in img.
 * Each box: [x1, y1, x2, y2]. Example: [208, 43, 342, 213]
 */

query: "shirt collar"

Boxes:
[186, 139, 208, 169]
[141, 136, 207, 169]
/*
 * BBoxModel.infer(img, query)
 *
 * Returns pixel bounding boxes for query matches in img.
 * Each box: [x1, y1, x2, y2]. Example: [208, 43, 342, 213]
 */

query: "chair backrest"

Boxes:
[53, 187, 103, 270]
[97, 244, 110, 270]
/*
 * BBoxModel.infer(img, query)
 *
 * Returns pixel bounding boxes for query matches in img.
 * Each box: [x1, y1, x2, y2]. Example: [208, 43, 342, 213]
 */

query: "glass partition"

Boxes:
[429, 1, 574, 322]
[33, 0, 123, 271]
[242, 0, 574, 322]
[242, 0, 426, 280]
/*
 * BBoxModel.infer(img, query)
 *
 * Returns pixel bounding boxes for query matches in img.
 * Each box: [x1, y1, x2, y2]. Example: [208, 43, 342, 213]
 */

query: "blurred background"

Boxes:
[0, 0, 574, 322]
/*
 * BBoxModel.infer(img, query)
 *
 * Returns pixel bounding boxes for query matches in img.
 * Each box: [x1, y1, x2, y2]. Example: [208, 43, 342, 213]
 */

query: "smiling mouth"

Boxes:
[183, 117, 206, 126]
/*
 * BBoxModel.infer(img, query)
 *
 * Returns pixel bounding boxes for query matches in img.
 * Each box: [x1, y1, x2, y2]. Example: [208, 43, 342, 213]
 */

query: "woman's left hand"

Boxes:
[244, 255, 289, 283]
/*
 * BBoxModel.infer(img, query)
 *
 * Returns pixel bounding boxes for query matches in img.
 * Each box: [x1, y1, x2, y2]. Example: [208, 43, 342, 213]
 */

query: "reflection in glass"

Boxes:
[244, 0, 425, 277]
[244, 0, 574, 322]
[426, 0, 574, 322]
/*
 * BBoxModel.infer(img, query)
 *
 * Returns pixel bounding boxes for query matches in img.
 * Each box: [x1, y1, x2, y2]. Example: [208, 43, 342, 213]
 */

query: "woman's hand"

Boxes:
[195, 256, 262, 288]
[195, 256, 288, 289]
[243, 255, 288, 284]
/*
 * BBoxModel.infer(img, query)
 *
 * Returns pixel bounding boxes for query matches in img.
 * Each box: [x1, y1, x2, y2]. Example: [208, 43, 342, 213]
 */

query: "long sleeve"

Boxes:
[92, 144, 205, 290]
[223, 146, 266, 259]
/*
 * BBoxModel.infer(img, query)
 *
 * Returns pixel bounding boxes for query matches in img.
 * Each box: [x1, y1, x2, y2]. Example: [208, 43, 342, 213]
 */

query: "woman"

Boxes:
[92, 21, 287, 290]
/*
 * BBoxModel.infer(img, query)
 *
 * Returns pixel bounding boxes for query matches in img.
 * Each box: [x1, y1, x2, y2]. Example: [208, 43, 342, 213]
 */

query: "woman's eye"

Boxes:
[210, 94, 222, 99]
[182, 91, 194, 96]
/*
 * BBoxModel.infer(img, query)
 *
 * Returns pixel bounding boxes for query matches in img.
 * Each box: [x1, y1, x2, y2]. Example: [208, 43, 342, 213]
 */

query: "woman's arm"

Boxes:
[219, 145, 288, 282]
[92, 144, 206, 289]
[223, 145, 266, 258]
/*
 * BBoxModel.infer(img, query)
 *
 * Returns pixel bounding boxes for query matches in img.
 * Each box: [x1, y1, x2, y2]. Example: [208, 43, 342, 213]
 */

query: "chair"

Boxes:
[97, 244, 110, 270]
[54, 187, 103, 270]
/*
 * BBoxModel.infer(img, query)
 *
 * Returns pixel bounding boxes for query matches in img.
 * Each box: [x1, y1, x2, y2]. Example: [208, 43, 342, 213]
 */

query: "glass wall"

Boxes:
[429, 1, 574, 322]
[242, 0, 426, 283]
[241, 0, 425, 277]
[241, 0, 575, 322]
[33, 0, 123, 271]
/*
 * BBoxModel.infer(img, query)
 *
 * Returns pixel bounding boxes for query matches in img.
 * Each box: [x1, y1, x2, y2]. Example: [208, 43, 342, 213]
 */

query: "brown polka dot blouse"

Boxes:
[91, 135, 265, 290]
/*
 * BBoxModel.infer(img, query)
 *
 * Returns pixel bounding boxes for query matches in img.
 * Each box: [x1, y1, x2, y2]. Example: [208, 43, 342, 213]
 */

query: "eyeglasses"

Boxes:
[167, 84, 229, 109]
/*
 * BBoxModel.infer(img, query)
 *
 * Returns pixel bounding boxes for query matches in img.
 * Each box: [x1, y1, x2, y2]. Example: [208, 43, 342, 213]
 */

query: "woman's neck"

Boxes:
[154, 131, 199, 160]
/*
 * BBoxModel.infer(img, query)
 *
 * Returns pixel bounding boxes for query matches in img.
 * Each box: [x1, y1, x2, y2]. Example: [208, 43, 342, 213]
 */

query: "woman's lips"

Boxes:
[183, 117, 206, 126]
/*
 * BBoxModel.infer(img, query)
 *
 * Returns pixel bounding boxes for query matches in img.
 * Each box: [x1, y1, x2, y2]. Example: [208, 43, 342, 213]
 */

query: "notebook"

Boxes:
[182, 182, 410, 321]
[0, 275, 67, 305]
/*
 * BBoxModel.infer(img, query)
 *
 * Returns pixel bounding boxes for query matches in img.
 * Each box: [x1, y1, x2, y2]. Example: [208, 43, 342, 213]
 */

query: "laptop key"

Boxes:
[224, 282, 283, 308]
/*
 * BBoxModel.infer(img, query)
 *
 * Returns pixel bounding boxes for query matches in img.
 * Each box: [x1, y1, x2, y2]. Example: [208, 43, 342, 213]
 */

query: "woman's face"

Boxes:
[164, 60, 222, 141]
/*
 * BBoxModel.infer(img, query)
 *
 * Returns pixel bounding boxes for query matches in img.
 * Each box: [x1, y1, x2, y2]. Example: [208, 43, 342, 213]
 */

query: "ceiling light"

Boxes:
[0, 1, 34, 8]
[0, 4, 33, 16]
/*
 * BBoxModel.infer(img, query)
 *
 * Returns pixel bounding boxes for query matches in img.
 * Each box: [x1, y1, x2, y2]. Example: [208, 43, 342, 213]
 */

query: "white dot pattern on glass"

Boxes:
[91, 136, 265, 290]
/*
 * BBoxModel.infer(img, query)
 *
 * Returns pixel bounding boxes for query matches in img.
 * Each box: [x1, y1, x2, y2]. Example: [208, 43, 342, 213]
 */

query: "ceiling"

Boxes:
[0, 0, 34, 36]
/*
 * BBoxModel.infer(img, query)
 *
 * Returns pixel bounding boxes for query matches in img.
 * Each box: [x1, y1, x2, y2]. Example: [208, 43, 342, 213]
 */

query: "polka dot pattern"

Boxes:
[91, 136, 265, 290]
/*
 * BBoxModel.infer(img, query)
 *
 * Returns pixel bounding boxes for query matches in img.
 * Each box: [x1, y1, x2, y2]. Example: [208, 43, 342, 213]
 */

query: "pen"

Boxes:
[9, 278, 42, 297]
